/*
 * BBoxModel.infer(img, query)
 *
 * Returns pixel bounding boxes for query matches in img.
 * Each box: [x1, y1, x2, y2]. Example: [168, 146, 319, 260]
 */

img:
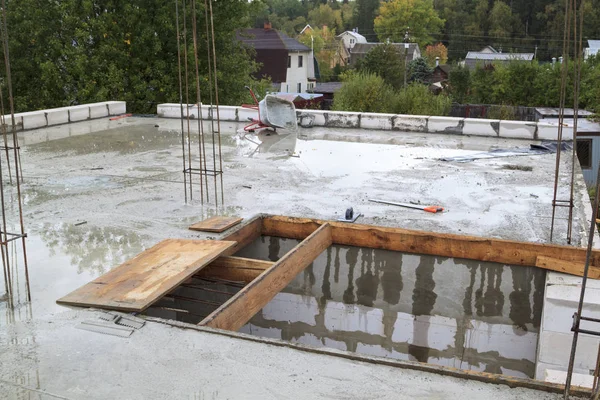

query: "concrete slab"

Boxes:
[0, 117, 592, 398]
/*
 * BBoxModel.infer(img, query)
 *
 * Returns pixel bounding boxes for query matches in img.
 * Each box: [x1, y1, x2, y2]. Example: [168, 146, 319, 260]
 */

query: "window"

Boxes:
[287, 55, 291, 68]
[297, 82, 302, 93]
[577, 139, 592, 169]
[350, 39, 355, 44]
[298, 55, 303, 68]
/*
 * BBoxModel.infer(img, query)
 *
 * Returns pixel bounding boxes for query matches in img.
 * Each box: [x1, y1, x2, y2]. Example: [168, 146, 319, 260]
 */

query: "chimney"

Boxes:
[264, 21, 272, 30]
[435, 56, 440, 67]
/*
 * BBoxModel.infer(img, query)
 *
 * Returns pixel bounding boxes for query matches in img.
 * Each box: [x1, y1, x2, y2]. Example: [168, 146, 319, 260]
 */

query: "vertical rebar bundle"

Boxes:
[0, 0, 30, 306]
[175, 0, 224, 206]
[550, 0, 585, 245]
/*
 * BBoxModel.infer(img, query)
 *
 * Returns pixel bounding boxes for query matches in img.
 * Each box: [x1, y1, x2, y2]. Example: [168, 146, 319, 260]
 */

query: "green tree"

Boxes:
[394, 83, 451, 115]
[448, 64, 471, 103]
[374, 0, 444, 48]
[408, 57, 433, 83]
[308, 4, 342, 31]
[353, 0, 379, 37]
[356, 44, 405, 89]
[332, 71, 396, 113]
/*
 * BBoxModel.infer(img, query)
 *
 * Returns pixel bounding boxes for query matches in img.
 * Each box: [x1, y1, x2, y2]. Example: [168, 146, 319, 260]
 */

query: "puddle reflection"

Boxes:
[236, 237, 544, 378]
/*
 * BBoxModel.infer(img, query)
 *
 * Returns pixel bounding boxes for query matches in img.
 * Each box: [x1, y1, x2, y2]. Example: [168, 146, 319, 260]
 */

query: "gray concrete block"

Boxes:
[324, 111, 360, 128]
[68, 106, 90, 122]
[360, 113, 395, 130]
[46, 108, 70, 126]
[427, 116, 464, 134]
[392, 115, 428, 132]
[89, 103, 109, 119]
[463, 118, 500, 137]
[499, 120, 536, 139]
[106, 101, 127, 115]
[21, 111, 47, 130]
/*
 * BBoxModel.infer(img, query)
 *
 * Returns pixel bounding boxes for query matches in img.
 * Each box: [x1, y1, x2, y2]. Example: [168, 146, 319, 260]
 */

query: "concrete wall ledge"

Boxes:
[156, 104, 572, 142]
[6, 101, 127, 132]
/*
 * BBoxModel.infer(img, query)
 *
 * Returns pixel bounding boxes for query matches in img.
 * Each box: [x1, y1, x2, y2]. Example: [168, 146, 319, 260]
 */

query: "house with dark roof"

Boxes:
[237, 23, 316, 93]
[349, 43, 421, 66]
[464, 52, 534, 70]
[432, 64, 451, 83]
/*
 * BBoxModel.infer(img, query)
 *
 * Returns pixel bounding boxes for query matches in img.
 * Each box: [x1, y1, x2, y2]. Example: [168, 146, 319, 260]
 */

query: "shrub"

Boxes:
[394, 83, 451, 116]
[332, 72, 396, 113]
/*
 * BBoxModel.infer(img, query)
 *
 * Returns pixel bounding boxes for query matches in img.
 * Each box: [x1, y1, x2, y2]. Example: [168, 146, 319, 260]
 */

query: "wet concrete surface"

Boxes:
[0, 116, 589, 398]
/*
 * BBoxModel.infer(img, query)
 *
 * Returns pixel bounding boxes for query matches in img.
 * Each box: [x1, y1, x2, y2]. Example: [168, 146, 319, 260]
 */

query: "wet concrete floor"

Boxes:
[0, 117, 583, 388]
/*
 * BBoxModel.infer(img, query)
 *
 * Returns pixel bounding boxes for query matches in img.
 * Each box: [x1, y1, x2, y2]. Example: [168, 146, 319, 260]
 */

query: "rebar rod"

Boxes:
[191, 0, 207, 203]
[207, 0, 224, 204]
[550, 0, 573, 242]
[175, 0, 188, 203]
[182, 0, 193, 200]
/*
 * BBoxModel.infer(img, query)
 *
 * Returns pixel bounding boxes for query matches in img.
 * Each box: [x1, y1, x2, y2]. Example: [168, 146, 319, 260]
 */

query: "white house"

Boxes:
[585, 40, 600, 60]
[337, 30, 367, 51]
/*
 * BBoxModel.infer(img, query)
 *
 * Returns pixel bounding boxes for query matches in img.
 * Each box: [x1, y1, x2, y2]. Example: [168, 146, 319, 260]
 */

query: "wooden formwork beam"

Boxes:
[261, 215, 600, 278]
[199, 223, 333, 330]
[218, 215, 263, 257]
[196, 256, 273, 283]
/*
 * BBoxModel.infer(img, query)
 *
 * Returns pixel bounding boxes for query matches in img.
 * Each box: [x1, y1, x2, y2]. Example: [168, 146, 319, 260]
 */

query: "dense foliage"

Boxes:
[333, 71, 451, 115]
[6, 0, 263, 113]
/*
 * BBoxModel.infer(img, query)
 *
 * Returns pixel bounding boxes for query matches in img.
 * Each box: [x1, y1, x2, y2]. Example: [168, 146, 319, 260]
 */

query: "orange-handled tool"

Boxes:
[369, 199, 445, 213]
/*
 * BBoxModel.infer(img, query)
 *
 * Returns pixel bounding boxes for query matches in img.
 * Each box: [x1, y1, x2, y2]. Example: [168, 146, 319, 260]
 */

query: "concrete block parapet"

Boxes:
[105, 101, 126, 115]
[392, 115, 428, 132]
[463, 118, 500, 137]
[499, 120, 537, 139]
[428, 116, 464, 135]
[20, 111, 47, 130]
[89, 103, 109, 119]
[46, 108, 69, 126]
[157, 103, 182, 119]
[68, 105, 90, 122]
[538, 122, 573, 141]
[324, 111, 360, 128]
[360, 113, 395, 130]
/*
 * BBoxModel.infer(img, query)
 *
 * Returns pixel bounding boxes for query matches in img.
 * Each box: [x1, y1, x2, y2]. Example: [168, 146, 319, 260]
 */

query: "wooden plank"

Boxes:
[261, 215, 600, 278]
[57, 239, 237, 312]
[219, 216, 263, 257]
[196, 256, 272, 283]
[200, 223, 332, 330]
[536, 256, 600, 279]
[189, 216, 243, 233]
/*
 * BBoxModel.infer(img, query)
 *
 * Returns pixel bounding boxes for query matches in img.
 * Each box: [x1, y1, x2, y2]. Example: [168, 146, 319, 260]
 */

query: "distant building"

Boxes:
[585, 40, 600, 59]
[333, 30, 368, 67]
[237, 23, 316, 93]
[307, 82, 343, 110]
[349, 43, 421, 66]
[464, 52, 534, 70]
[479, 45, 499, 54]
[431, 64, 451, 83]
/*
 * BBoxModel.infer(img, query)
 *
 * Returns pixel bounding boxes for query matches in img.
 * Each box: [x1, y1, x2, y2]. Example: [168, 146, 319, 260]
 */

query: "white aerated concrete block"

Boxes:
[538, 122, 574, 140]
[499, 120, 536, 139]
[360, 113, 395, 130]
[324, 111, 360, 128]
[68, 106, 90, 122]
[463, 118, 500, 137]
[46, 108, 69, 126]
[392, 115, 428, 132]
[545, 369, 594, 388]
[157, 103, 182, 118]
[21, 111, 47, 130]
[216, 106, 238, 122]
[106, 101, 126, 115]
[538, 331, 599, 370]
[3, 114, 23, 131]
[238, 107, 257, 123]
[428, 116, 464, 134]
[89, 103, 109, 119]
[306, 110, 326, 126]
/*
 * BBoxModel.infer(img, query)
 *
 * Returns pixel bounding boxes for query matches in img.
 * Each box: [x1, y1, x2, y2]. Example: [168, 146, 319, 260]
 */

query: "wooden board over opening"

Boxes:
[57, 239, 236, 312]
[189, 216, 243, 233]
[200, 223, 333, 330]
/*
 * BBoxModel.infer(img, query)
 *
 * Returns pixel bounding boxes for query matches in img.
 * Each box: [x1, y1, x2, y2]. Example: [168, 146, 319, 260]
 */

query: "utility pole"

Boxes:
[403, 27, 410, 88]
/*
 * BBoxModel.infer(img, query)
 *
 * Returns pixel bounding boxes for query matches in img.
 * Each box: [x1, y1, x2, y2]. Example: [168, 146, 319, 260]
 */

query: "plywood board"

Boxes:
[261, 215, 600, 278]
[200, 223, 332, 330]
[57, 239, 236, 312]
[197, 256, 273, 283]
[189, 216, 243, 233]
